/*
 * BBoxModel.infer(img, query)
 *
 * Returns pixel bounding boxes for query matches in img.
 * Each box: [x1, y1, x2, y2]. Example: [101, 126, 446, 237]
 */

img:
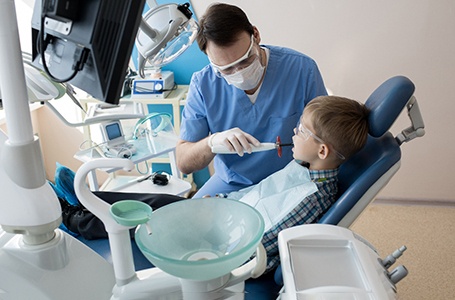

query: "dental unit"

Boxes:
[0, 0, 425, 299]
[0, 0, 269, 298]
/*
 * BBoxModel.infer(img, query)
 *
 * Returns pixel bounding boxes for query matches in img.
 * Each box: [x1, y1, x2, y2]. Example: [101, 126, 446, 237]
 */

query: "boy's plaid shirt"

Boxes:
[261, 168, 339, 272]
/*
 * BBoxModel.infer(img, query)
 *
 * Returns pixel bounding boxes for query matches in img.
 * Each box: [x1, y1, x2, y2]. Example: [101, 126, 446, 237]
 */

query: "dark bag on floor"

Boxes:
[62, 192, 185, 240]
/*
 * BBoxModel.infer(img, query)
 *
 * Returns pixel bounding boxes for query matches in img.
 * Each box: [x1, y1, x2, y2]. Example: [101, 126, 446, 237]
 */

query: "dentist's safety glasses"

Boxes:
[210, 35, 260, 76]
[296, 121, 346, 160]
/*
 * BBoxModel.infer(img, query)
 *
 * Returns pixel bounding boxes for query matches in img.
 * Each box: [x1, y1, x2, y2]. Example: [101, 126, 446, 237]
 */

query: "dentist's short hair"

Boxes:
[197, 3, 254, 53]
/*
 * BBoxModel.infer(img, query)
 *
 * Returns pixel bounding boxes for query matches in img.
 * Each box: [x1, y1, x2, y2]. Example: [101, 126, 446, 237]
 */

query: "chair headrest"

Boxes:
[365, 76, 415, 137]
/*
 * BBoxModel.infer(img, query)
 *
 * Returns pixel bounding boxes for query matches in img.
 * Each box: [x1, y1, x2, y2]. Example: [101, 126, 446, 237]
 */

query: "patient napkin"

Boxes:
[228, 160, 317, 232]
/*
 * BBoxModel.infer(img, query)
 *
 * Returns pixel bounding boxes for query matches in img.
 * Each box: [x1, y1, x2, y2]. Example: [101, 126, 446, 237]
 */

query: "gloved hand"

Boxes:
[208, 127, 260, 157]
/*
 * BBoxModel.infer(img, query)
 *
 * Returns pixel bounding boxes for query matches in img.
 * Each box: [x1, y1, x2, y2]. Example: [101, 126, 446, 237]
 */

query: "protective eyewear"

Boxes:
[210, 35, 259, 75]
[296, 121, 346, 160]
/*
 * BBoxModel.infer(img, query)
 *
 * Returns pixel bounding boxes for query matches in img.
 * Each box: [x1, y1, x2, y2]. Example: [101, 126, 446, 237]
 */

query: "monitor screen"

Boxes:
[105, 122, 123, 140]
[31, 0, 146, 105]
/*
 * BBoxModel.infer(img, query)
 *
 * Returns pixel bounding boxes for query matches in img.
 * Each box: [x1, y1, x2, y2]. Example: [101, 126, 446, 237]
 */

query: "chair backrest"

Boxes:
[318, 76, 415, 227]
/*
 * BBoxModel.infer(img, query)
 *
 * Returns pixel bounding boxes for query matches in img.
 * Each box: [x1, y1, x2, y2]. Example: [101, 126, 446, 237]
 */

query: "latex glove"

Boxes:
[208, 127, 260, 157]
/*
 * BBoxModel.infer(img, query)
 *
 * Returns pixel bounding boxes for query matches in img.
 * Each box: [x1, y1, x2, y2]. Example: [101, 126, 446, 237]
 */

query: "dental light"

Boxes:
[4, 52, 145, 127]
[0, 52, 65, 104]
[20, 52, 66, 102]
[136, 2, 198, 78]
[132, 2, 198, 99]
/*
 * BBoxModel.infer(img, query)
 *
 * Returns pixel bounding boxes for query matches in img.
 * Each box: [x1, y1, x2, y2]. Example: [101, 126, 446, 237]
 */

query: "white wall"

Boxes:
[191, 0, 455, 202]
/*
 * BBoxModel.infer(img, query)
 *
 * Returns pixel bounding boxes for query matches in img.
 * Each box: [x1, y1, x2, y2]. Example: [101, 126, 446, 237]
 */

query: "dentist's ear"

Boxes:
[253, 26, 261, 43]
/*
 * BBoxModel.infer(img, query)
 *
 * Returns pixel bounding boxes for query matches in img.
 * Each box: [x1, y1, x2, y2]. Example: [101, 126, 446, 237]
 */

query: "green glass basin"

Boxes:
[135, 198, 264, 281]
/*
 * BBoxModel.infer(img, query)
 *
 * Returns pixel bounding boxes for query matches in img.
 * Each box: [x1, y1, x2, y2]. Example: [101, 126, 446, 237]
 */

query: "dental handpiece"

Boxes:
[211, 136, 293, 157]
[211, 142, 278, 154]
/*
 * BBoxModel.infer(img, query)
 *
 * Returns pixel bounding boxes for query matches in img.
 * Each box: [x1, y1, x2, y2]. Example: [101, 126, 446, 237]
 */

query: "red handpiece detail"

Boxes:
[276, 136, 282, 157]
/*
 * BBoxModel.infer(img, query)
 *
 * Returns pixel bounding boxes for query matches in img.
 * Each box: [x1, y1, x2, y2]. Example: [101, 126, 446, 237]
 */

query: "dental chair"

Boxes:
[271, 75, 425, 289]
[319, 75, 424, 227]
[78, 75, 424, 298]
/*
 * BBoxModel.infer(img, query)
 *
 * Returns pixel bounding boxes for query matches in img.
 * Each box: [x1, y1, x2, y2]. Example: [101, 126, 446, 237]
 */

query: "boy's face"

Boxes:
[292, 110, 321, 163]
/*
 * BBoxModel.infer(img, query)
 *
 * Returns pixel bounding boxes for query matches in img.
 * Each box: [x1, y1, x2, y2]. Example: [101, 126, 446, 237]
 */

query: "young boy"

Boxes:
[238, 95, 370, 272]
[57, 95, 369, 272]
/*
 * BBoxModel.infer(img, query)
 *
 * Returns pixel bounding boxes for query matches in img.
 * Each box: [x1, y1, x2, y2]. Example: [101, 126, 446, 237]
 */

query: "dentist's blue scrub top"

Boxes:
[180, 45, 327, 189]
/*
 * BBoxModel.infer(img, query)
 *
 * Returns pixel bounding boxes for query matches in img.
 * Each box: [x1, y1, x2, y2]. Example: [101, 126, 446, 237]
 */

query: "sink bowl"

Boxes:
[135, 198, 265, 281]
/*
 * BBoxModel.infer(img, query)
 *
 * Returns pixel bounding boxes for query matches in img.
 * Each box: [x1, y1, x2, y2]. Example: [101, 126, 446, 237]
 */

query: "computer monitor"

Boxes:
[31, 0, 146, 105]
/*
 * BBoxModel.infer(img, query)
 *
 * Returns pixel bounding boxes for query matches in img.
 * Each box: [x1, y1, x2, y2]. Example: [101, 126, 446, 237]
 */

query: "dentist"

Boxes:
[176, 3, 327, 197]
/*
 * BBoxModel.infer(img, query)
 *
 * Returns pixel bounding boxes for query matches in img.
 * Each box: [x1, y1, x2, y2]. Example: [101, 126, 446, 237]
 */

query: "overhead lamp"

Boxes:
[135, 2, 198, 78]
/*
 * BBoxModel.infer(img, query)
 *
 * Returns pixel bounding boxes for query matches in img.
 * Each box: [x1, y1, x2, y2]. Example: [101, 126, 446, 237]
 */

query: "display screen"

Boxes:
[31, 0, 146, 104]
[105, 123, 123, 140]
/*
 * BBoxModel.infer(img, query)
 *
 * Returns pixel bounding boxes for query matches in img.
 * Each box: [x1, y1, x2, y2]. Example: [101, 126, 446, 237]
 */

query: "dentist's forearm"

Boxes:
[176, 138, 215, 174]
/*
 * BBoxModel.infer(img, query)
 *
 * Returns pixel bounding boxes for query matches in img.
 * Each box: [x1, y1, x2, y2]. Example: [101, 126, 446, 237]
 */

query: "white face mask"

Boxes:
[222, 57, 265, 91]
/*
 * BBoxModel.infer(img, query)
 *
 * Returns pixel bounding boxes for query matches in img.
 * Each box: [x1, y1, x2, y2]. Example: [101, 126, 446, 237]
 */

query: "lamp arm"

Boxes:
[146, 0, 158, 8]
[44, 98, 142, 127]
[44, 101, 89, 127]
[139, 18, 158, 39]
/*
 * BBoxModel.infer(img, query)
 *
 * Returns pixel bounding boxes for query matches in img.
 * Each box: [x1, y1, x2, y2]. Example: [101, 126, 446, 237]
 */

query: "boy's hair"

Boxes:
[305, 96, 370, 161]
[197, 3, 254, 53]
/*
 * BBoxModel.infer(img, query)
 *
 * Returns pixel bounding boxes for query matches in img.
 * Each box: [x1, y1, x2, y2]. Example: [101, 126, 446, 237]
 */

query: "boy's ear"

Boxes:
[318, 144, 330, 160]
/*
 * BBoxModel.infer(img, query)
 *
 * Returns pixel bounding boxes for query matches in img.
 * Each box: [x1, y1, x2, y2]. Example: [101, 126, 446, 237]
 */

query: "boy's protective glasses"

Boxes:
[210, 35, 259, 75]
[296, 121, 346, 160]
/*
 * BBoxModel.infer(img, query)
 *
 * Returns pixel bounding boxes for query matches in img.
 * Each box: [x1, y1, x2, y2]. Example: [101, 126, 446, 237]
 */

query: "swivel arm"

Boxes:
[396, 96, 425, 145]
